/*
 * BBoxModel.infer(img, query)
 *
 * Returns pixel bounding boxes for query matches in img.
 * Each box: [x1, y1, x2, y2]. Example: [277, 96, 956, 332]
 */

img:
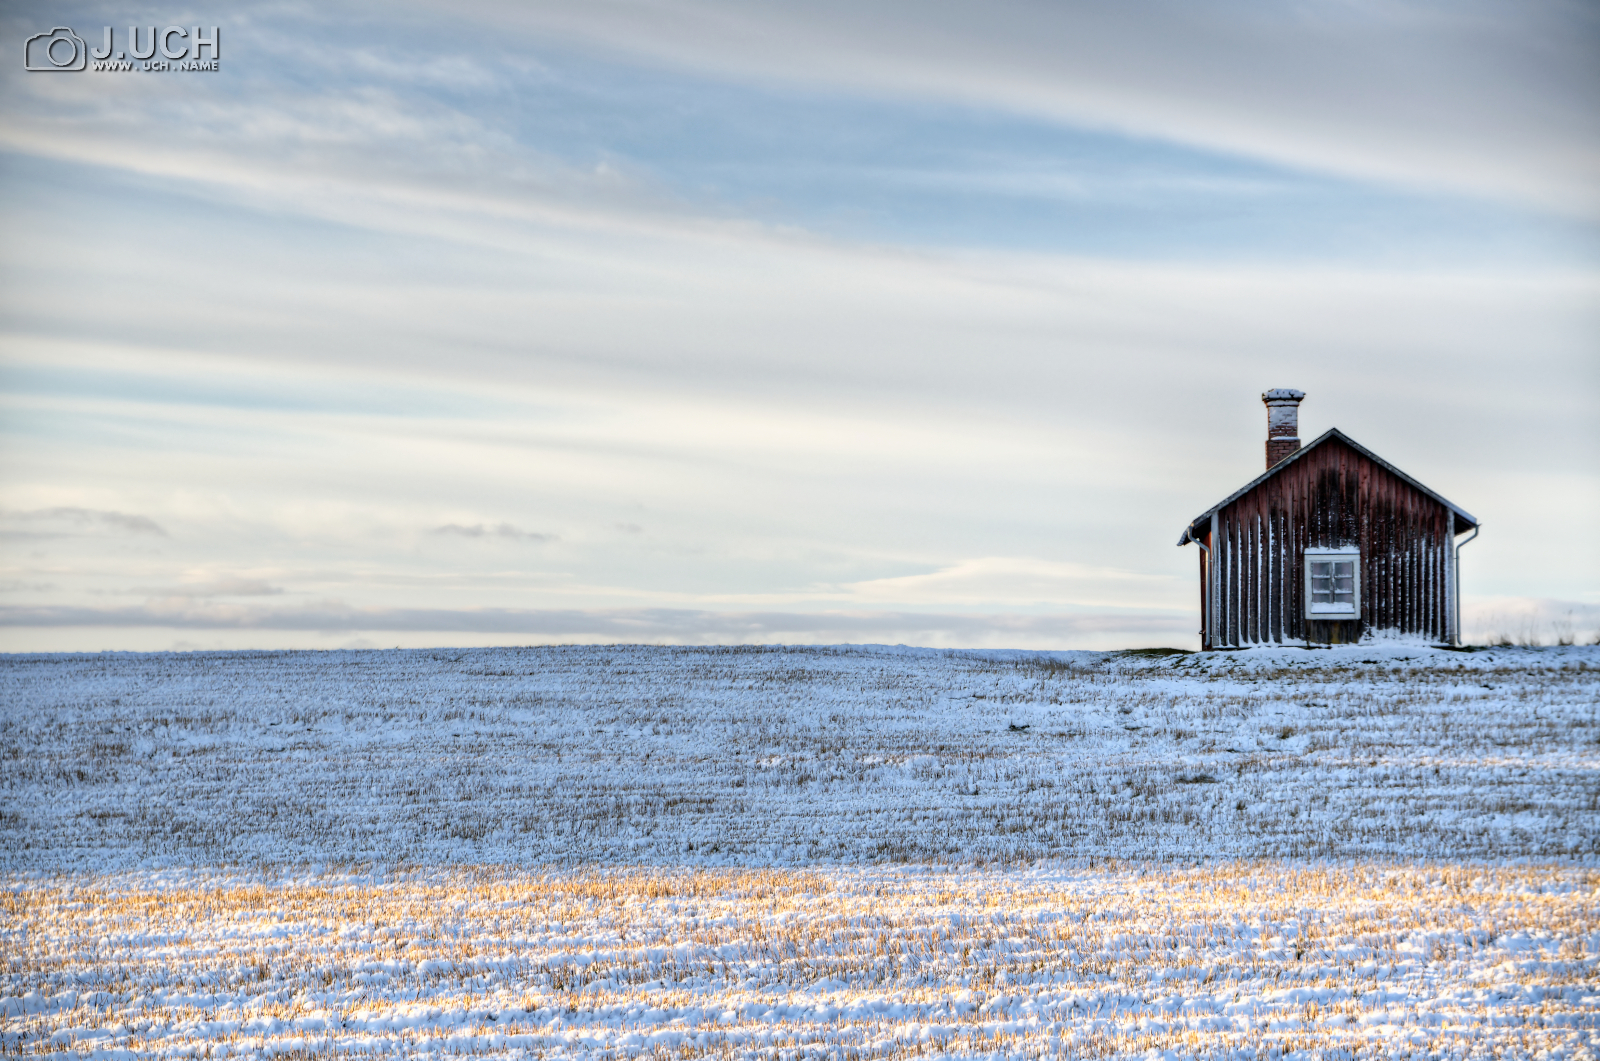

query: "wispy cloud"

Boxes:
[450, 0, 1600, 215]
[0, 508, 167, 538]
[0, 579, 55, 593]
[5, 1, 1590, 273]
[834, 558, 1185, 609]
[431, 523, 556, 543]
[0, 602, 1191, 648]
[123, 579, 284, 598]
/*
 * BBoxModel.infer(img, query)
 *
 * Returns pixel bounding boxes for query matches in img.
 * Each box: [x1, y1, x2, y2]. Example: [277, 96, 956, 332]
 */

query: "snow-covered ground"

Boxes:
[5, 642, 1596, 869]
[3, 643, 1597, 1057]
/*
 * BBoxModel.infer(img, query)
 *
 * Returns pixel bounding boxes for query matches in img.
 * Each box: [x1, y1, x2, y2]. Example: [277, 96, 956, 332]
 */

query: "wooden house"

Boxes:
[1178, 389, 1479, 649]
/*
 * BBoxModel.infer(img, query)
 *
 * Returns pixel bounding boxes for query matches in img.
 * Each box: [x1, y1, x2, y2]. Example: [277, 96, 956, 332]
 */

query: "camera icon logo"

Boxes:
[25, 27, 87, 71]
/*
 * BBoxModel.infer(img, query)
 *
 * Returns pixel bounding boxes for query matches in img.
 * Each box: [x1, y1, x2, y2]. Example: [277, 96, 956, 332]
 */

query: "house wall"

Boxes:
[1201, 438, 1453, 648]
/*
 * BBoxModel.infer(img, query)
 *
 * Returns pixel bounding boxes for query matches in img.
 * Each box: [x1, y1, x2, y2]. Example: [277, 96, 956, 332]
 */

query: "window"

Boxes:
[1305, 547, 1360, 619]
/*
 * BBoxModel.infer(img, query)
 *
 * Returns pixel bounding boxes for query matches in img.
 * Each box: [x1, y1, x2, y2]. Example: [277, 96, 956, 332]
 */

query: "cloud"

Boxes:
[1462, 597, 1600, 646]
[0, 508, 167, 538]
[431, 523, 556, 542]
[0, 49, 708, 256]
[443, 0, 1600, 215]
[0, 580, 55, 593]
[124, 579, 285, 598]
[9, 596, 1589, 649]
[835, 557, 1186, 609]
[0, 602, 1192, 649]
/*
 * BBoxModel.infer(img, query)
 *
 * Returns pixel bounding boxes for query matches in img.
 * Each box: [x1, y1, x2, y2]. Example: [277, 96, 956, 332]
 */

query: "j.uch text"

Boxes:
[90, 26, 219, 72]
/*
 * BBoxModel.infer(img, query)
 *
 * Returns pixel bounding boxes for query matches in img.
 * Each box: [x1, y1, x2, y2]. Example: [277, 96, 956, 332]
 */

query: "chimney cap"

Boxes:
[1262, 388, 1305, 403]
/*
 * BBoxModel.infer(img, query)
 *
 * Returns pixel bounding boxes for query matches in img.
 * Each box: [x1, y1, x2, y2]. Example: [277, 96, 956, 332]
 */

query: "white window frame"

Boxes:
[1305, 546, 1360, 620]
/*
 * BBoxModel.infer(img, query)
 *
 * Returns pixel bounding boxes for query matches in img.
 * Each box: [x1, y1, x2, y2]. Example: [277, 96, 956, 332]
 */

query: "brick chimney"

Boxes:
[1262, 388, 1305, 468]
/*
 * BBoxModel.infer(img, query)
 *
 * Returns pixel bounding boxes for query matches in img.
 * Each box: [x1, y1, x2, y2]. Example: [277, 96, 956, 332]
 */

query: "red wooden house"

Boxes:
[1178, 390, 1479, 649]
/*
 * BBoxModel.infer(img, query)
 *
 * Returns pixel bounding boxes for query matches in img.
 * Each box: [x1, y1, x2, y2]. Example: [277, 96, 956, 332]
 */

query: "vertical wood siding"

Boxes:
[1205, 438, 1453, 647]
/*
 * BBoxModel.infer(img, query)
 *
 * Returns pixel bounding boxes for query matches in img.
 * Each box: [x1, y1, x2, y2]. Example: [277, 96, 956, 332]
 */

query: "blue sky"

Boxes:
[1, 0, 1597, 649]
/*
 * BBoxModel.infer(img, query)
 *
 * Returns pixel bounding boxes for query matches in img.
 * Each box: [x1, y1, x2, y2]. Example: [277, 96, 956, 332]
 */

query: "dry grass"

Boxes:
[3, 863, 1595, 1058]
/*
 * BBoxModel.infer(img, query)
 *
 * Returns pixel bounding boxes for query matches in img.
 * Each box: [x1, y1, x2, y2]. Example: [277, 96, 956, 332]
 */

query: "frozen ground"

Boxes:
[3, 642, 1598, 1057]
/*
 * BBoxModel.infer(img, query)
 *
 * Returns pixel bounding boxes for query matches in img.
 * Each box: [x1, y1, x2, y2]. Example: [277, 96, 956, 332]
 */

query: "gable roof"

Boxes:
[1177, 427, 1479, 545]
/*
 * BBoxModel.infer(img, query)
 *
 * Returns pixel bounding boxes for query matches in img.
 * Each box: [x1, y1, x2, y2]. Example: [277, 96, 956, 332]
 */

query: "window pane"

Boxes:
[1333, 560, 1355, 604]
[1309, 561, 1331, 603]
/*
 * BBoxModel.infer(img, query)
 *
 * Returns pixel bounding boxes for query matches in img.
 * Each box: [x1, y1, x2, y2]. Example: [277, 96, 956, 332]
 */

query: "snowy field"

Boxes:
[3, 643, 1598, 1057]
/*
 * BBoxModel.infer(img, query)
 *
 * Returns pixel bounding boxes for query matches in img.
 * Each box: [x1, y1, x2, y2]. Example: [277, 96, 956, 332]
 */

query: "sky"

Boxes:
[1, 0, 1597, 652]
